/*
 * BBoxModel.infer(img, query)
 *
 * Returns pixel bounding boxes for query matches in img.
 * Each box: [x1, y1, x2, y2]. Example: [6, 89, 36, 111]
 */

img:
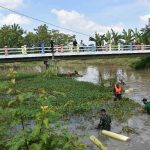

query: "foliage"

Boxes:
[0, 24, 25, 48]
[0, 24, 73, 48]
[131, 56, 150, 70]
[141, 19, 150, 44]
[122, 126, 137, 134]
[0, 67, 142, 149]
[89, 32, 105, 46]
[106, 98, 140, 122]
[121, 29, 134, 44]
[0, 69, 87, 150]
[43, 60, 59, 78]
[89, 20, 150, 45]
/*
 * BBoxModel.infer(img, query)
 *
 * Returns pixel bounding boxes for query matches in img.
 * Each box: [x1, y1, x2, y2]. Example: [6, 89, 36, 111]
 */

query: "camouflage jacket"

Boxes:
[98, 114, 111, 131]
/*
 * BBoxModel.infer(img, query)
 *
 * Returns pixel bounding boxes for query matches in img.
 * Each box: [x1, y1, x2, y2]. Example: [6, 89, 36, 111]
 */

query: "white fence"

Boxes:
[0, 45, 150, 56]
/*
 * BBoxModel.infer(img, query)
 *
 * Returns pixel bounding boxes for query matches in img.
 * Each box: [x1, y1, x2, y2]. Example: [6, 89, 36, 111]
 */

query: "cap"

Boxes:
[142, 98, 147, 102]
[100, 109, 106, 112]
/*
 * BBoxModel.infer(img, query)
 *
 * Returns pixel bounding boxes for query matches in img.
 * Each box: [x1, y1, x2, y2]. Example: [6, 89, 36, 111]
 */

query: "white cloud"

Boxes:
[140, 14, 150, 22]
[51, 9, 125, 36]
[0, 0, 23, 9]
[137, 0, 150, 6]
[0, 13, 31, 25]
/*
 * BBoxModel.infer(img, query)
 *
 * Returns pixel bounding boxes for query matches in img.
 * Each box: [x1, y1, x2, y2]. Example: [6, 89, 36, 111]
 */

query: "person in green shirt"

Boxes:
[95, 109, 111, 131]
[142, 98, 150, 115]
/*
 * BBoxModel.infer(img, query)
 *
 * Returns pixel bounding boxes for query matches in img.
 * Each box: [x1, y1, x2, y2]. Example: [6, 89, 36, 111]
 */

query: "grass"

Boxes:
[59, 57, 141, 68]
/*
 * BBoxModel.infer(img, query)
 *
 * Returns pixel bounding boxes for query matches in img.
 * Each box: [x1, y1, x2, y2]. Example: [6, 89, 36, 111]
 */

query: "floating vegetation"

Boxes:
[122, 126, 137, 134]
[0, 70, 141, 149]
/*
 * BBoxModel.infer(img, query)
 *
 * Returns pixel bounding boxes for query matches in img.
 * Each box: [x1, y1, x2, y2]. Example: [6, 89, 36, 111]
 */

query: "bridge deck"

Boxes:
[0, 50, 150, 63]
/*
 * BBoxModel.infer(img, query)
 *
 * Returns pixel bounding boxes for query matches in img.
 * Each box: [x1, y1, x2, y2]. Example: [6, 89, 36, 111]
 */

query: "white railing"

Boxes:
[0, 45, 150, 56]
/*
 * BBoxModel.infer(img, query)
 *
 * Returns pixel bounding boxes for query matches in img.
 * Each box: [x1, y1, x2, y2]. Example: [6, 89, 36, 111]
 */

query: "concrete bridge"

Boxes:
[0, 45, 150, 63]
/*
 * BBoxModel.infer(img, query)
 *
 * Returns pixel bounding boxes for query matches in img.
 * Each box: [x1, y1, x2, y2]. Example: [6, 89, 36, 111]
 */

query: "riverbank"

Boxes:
[0, 57, 141, 70]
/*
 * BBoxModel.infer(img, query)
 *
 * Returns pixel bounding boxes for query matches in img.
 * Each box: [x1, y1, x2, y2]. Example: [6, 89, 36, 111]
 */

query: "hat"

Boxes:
[142, 98, 147, 102]
[100, 109, 106, 112]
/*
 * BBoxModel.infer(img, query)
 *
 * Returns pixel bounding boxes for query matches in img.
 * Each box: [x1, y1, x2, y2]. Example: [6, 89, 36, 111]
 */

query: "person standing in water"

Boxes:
[142, 98, 150, 115]
[96, 109, 111, 131]
[113, 83, 123, 101]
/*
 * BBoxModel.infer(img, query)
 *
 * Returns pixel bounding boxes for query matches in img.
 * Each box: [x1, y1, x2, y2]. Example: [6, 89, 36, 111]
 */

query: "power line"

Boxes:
[0, 5, 92, 37]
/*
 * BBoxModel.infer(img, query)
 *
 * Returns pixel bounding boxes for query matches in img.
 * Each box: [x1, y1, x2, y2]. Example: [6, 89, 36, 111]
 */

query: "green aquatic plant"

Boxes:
[0, 69, 87, 150]
[122, 126, 137, 134]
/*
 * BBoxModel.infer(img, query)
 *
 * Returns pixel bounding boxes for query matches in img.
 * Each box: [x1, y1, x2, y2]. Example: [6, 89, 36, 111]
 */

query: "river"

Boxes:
[1, 62, 150, 150]
[59, 63, 150, 150]
[60, 64, 150, 104]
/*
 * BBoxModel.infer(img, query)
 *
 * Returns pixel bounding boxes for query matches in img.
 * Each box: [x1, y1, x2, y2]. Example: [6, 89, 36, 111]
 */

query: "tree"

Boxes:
[24, 32, 37, 47]
[133, 28, 143, 44]
[34, 25, 73, 46]
[34, 24, 50, 46]
[89, 32, 105, 46]
[0, 24, 25, 48]
[105, 31, 112, 44]
[121, 29, 134, 44]
[111, 29, 121, 45]
[49, 29, 73, 45]
[141, 19, 150, 44]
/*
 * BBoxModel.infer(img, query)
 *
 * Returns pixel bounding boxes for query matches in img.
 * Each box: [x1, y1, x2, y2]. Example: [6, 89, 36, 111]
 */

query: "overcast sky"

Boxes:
[0, 0, 150, 44]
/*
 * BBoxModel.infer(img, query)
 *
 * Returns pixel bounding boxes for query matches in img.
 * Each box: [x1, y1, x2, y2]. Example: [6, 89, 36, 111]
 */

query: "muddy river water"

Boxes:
[60, 64, 150, 150]
[1, 63, 150, 150]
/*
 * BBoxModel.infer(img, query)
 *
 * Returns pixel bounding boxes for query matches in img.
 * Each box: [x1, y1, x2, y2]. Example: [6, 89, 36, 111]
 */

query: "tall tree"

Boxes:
[24, 32, 37, 47]
[141, 19, 150, 44]
[111, 29, 121, 45]
[133, 28, 143, 44]
[0, 24, 25, 47]
[89, 32, 105, 46]
[105, 31, 112, 44]
[49, 29, 73, 45]
[34, 24, 50, 46]
[122, 29, 134, 44]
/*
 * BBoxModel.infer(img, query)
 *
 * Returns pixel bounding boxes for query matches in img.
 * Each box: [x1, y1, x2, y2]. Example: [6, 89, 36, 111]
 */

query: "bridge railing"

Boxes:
[0, 45, 150, 55]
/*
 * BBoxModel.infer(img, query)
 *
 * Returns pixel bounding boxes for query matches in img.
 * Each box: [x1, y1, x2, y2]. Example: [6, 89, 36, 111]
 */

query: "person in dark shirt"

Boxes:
[73, 39, 77, 47]
[96, 109, 111, 131]
[142, 98, 150, 115]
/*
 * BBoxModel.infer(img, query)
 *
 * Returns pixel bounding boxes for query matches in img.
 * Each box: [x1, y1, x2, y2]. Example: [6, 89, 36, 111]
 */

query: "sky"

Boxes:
[0, 0, 150, 44]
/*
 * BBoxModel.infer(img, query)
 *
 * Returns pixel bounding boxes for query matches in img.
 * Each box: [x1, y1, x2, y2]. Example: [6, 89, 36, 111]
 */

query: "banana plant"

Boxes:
[121, 29, 134, 44]
[89, 32, 105, 46]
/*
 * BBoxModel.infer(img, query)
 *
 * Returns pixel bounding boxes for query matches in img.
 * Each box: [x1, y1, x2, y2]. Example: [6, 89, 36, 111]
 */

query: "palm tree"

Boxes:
[111, 29, 121, 45]
[89, 32, 105, 47]
[133, 28, 143, 44]
[121, 29, 134, 44]
[105, 31, 112, 44]
[141, 19, 150, 44]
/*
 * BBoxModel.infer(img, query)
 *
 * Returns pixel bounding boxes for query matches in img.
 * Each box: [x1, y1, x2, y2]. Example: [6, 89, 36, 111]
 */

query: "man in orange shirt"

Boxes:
[114, 83, 122, 101]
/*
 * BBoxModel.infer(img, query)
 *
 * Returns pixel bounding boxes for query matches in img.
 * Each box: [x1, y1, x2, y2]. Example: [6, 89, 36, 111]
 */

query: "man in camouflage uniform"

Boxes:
[96, 109, 111, 131]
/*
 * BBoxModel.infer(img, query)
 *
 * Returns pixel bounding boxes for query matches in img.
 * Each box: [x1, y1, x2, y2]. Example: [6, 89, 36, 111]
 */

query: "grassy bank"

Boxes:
[0, 57, 141, 69]
[59, 57, 140, 67]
